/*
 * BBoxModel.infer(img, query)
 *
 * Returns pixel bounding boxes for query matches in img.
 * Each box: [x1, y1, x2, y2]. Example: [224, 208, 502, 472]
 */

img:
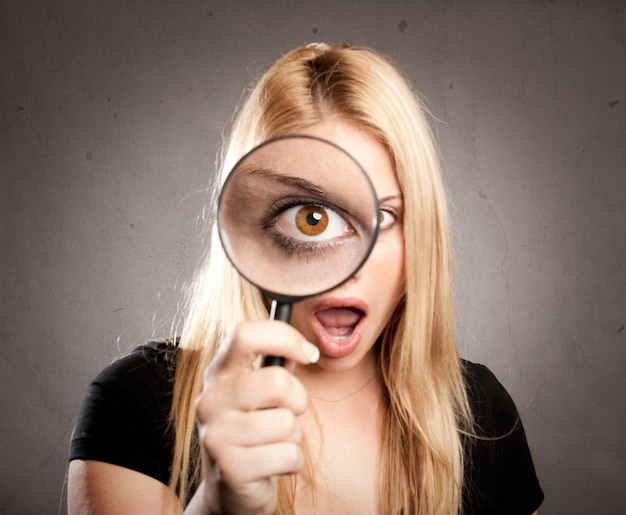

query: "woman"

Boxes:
[68, 43, 543, 514]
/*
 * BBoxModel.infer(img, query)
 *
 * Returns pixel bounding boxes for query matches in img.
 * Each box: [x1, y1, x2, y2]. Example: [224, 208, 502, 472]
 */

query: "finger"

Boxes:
[210, 321, 319, 376]
[197, 366, 309, 419]
[201, 407, 302, 450]
[217, 442, 305, 485]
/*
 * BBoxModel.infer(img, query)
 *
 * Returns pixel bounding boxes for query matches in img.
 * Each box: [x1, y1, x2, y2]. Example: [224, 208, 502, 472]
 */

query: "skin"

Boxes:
[289, 119, 406, 378]
[279, 119, 406, 513]
[67, 119, 539, 515]
[191, 119, 406, 514]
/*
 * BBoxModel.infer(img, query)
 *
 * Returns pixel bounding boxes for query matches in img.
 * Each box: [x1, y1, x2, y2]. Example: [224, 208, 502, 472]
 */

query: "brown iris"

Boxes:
[295, 206, 329, 236]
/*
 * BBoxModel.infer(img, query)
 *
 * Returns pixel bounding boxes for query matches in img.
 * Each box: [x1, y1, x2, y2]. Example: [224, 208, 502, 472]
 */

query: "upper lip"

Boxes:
[312, 297, 368, 317]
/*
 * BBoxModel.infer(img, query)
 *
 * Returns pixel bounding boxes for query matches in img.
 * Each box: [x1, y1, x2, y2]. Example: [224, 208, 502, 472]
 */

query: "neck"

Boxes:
[295, 351, 381, 403]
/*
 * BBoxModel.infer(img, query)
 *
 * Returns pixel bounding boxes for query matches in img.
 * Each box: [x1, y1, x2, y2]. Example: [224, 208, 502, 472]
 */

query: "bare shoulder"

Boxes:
[68, 459, 182, 515]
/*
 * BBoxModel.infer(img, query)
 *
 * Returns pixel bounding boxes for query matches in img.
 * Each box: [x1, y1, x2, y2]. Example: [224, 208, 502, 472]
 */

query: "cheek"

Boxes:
[370, 232, 406, 296]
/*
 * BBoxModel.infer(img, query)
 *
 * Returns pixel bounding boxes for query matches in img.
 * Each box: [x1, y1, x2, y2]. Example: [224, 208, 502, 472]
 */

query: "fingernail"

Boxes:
[302, 340, 320, 363]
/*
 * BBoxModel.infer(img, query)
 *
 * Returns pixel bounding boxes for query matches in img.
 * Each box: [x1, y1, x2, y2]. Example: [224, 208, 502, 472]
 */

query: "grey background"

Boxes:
[1, 1, 624, 513]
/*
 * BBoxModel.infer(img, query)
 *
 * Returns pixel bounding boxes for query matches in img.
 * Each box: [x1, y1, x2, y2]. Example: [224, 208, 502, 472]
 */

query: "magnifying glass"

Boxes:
[217, 135, 379, 366]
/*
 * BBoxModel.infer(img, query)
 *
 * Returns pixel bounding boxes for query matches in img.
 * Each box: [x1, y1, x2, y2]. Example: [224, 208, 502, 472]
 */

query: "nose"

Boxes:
[345, 253, 371, 284]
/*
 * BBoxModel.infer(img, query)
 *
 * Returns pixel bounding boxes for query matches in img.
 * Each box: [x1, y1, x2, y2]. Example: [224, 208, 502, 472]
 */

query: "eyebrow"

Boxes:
[239, 167, 328, 197]
[378, 193, 404, 204]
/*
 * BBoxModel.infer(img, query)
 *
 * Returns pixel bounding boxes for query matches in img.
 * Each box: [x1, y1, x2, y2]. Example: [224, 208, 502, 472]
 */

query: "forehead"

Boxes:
[297, 119, 400, 198]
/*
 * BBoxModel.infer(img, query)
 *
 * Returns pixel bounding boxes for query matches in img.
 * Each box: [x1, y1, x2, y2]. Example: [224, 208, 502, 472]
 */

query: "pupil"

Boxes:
[307, 212, 323, 226]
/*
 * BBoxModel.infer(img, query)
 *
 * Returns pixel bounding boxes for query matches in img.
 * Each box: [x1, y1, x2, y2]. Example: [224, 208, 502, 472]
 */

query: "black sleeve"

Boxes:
[463, 362, 544, 515]
[69, 341, 177, 486]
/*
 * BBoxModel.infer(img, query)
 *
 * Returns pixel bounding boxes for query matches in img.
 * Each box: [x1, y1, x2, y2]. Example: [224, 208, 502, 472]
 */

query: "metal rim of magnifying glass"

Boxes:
[216, 134, 381, 304]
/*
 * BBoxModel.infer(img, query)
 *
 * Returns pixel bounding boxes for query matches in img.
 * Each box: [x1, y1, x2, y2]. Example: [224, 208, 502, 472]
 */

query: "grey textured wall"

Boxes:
[1, 1, 624, 513]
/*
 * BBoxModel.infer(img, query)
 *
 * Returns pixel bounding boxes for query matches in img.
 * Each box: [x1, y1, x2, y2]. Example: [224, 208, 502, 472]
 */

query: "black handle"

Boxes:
[262, 300, 292, 367]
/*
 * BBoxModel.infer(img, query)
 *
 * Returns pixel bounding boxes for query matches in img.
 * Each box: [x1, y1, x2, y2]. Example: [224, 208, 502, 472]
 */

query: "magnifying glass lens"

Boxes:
[218, 136, 379, 301]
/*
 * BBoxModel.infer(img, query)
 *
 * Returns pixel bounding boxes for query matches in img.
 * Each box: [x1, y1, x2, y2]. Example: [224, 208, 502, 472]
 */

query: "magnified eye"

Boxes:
[276, 204, 355, 242]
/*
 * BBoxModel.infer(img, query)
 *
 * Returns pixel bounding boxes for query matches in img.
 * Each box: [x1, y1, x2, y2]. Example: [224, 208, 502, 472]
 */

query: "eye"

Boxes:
[378, 208, 397, 230]
[275, 204, 355, 242]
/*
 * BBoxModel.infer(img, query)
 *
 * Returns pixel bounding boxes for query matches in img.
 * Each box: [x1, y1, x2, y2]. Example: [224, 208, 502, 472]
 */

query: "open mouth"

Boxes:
[314, 306, 365, 341]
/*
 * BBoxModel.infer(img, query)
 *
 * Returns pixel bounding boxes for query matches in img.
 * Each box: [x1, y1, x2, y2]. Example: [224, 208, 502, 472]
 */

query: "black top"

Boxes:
[70, 341, 544, 514]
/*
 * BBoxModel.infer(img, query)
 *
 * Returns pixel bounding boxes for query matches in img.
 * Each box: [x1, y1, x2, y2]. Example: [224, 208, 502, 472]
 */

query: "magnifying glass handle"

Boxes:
[263, 300, 293, 367]
[270, 300, 292, 323]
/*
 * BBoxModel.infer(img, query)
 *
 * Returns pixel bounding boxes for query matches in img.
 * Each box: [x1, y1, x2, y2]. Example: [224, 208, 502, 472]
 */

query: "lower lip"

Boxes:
[310, 312, 365, 359]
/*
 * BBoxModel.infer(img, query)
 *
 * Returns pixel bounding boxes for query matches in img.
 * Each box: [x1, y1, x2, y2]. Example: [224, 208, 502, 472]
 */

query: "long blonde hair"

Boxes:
[169, 43, 473, 514]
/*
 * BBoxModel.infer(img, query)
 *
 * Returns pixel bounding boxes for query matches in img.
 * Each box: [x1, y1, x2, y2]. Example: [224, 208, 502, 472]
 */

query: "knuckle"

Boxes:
[284, 443, 304, 471]
[273, 408, 299, 440]
[194, 387, 219, 421]
[232, 323, 258, 349]
[261, 368, 308, 413]
[215, 447, 240, 483]
[198, 422, 221, 455]
[266, 367, 292, 394]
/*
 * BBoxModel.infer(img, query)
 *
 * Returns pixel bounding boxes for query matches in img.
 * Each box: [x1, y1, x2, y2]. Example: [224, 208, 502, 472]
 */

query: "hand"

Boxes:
[194, 320, 319, 514]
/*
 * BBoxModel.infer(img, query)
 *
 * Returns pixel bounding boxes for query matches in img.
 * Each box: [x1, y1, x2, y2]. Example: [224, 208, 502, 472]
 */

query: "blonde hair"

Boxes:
[169, 43, 473, 514]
